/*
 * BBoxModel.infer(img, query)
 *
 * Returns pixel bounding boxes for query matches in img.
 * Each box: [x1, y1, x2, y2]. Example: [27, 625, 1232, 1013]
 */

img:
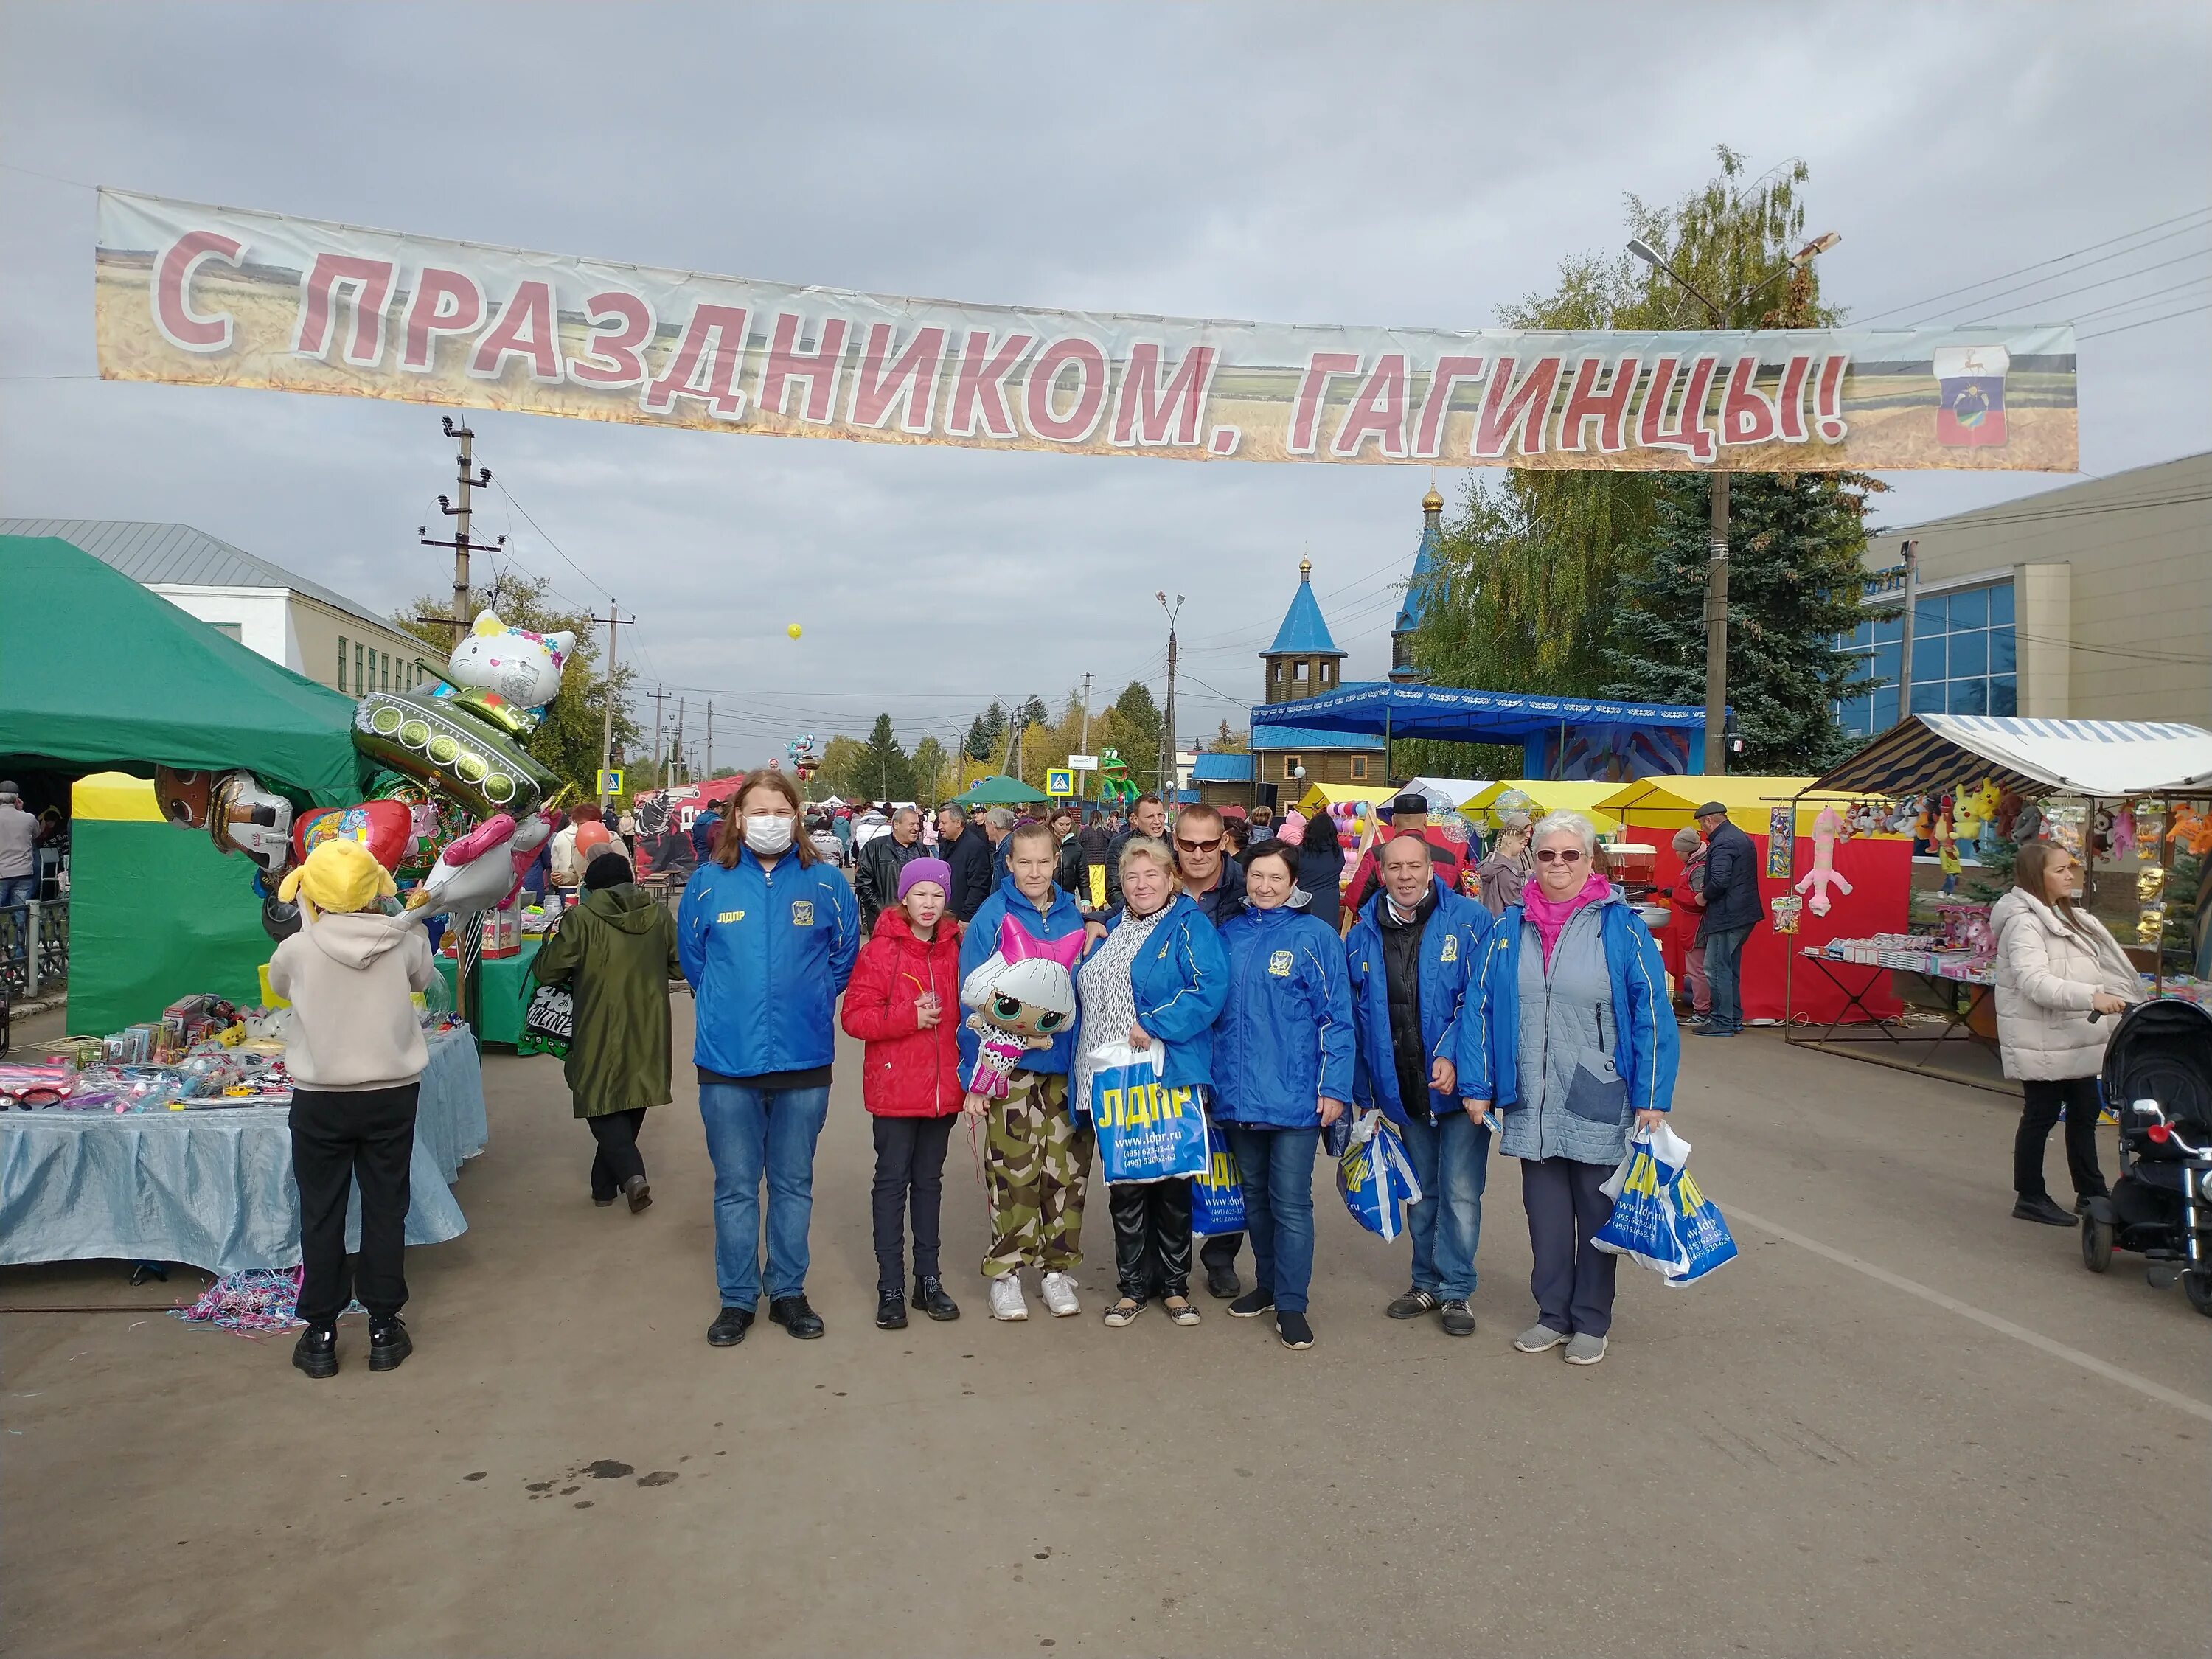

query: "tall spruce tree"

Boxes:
[857, 712, 914, 801]
[962, 715, 993, 760]
[1602, 470, 1879, 772]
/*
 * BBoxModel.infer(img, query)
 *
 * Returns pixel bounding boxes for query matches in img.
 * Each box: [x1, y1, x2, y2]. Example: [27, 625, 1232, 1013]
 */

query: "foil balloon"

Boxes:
[207, 771, 294, 874]
[410, 813, 524, 916]
[292, 800, 417, 872]
[1486, 789, 1535, 832]
[153, 766, 218, 830]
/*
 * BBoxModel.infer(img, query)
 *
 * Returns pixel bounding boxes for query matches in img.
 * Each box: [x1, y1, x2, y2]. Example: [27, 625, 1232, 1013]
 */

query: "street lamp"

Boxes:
[1627, 231, 1840, 775]
[1156, 590, 1183, 796]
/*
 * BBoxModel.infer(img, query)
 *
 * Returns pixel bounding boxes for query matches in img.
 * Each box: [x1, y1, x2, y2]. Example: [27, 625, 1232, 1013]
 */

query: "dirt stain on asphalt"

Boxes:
[636, 1471, 679, 1488]
[582, 1460, 635, 1480]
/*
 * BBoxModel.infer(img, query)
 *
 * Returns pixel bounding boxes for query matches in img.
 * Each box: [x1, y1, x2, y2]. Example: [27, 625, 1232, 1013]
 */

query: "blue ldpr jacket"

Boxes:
[1211, 904, 1355, 1128]
[1345, 880, 1495, 1126]
[677, 847, 860, 1079]
[1454, 892, 1679, 1118]
[1076, 892, 1229, 1093]
[956, 875, 1091, 1080]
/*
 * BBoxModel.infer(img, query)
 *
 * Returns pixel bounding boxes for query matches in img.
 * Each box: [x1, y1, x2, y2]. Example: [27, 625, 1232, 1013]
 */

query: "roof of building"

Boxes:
[1865, 449, 2211, 546]
[1190, 751, 1256, 783]
[1391, 493, 1446, 643]
[1268, 560, 1346, 657]
[1250, 722, 1385, 753]
[0, 518, 407, 639]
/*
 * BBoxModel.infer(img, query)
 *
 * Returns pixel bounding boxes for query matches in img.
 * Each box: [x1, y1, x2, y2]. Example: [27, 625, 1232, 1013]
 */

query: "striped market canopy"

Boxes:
[1808, 715, 2212, 800]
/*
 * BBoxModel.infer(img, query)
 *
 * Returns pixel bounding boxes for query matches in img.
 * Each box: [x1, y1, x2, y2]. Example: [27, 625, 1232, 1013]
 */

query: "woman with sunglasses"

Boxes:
[1990, 840, 2140, 1227]
[1457, 810, 1677, 1368]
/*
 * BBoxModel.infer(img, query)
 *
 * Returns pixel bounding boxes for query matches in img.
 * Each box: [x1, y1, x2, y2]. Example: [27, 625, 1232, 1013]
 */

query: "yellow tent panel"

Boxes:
[1459, 779, 1623, 835]
[72, 771, 166, 823]
[1293, 782, 1394, 817]
[1595, 774, 1897, 838]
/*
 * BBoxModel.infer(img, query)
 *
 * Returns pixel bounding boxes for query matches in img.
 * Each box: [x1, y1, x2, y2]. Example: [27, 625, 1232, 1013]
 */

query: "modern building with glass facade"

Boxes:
[1841, 451, 2209, 737]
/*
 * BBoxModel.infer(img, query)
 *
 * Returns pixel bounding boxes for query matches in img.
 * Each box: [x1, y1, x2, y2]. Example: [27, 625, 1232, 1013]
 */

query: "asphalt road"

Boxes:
[4, 1002, 2207, 1657]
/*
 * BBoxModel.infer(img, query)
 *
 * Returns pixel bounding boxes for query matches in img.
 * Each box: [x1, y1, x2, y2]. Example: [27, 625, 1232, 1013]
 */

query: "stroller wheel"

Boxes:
[2081, 1214, 2114, 1275]
[2185, 1270, 2212, 1319]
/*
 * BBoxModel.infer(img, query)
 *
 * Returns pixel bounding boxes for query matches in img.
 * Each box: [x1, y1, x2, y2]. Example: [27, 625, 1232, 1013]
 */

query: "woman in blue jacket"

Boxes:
[1458, 811, 1679, 1368]
[1077, 834, 1228, 1329]
[678, 768, 860, 1349]
[1211, 842, 1354, 1349]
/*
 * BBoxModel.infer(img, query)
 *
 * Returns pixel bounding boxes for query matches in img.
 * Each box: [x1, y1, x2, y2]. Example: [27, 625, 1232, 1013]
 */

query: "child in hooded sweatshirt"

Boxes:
[839, 858, 965, 1330]
[266, 838, 437, 1380]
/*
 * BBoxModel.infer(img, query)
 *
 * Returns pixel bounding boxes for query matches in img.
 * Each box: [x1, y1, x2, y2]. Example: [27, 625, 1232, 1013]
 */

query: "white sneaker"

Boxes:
[989, 1272, 1029, 1322]
[1040, 1271, 1081, 1318]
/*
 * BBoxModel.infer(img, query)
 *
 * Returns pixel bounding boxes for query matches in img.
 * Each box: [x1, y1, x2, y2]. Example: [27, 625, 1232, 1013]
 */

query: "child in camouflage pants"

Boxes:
[981, 1071, 1095, 1282]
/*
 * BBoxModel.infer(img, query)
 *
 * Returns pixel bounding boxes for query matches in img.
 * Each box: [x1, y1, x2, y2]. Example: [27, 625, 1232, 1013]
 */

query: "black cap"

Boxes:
[1694, 801, 1728, 819]
[1387, 792, 1427, 818]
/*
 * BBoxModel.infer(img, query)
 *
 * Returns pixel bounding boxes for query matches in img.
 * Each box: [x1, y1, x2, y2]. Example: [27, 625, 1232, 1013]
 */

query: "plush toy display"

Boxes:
[959, 915, 1084, 1100]
[1933, 803, 1963, 894]
[2168, 803, 2212, 858]
[1794, 805, 1857, 917]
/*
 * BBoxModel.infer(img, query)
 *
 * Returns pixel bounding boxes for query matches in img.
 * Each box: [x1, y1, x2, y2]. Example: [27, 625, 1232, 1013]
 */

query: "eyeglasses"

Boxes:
[1534, 848, 1585, 864]
[1175, 836, 1223, 854]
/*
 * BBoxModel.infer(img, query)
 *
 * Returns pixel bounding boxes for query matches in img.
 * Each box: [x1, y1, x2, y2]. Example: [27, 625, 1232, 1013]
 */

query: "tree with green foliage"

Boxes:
[1602, 470, 1878, 771]
[813, 734, 867, 801]
[910, 735, 953, 806]
[1018, 695, 1051, 729]
[396, 571, 641, 801]
[963, 715, 994, 761]
[855, 712, 914, 803]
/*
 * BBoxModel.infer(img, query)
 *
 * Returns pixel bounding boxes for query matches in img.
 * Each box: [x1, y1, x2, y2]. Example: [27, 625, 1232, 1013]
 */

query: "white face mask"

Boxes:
[743, 814, 796, 856]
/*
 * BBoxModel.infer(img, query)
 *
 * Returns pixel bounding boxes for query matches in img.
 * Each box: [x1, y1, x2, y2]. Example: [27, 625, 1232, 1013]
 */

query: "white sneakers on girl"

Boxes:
[989, 1272, 1029, 1322]
[1040, 1272, 1081, 1318]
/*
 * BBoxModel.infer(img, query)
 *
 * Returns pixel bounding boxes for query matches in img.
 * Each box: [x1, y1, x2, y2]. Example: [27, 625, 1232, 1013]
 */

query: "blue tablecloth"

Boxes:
[0, 1029, 487, 1274]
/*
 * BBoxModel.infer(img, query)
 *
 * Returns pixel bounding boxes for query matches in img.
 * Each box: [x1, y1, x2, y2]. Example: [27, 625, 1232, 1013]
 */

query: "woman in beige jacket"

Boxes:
[1990, 840, 2141, 1228]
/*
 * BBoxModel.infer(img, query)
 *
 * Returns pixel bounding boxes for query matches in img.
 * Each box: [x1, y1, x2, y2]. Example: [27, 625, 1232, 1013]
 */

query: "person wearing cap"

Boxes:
[840, 856, 967, 1329]
[1690, 801, 1764, 1037]
[1341, 792, 1467, 917]
[265, 838, 437, 1380]
[0, 782, 36, 914]
[1472, 812, 1535, 918]
[529, 846, 683, 1214]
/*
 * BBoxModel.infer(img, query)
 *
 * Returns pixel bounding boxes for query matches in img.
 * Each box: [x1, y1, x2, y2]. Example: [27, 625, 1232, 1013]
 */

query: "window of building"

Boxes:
[338, 636, 348, 690]
[1350, 754, 1368, 780]
[1294, 660, 1309, 684]
[1280, 754, 1302, 779]
[355, 643, 365, 692]
[381, 652, 391, 691]
[1835, 577, 2015, 738]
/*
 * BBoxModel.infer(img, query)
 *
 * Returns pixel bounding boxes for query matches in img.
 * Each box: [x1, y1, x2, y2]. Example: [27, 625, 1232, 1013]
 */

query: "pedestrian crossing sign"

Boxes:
[597, 768, 624, 796]
[1046, 769, 1074, 797]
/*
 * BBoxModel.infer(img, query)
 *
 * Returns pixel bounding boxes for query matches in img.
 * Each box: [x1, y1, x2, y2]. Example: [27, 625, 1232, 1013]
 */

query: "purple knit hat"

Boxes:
[898, 857, 953, 901]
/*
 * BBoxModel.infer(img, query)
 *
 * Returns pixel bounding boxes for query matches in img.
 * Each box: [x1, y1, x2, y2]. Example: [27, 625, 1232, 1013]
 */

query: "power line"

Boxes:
[1848, 206, 2212, 325]
[2079, 300, 2212, 341]
[1955, 243, 2212, 325]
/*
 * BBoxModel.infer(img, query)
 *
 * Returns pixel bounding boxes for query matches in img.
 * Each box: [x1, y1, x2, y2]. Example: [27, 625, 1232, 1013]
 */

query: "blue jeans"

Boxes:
[1703, 925, 1753, 1033]
[698, 1082, 831, 1309]
[0, 876, 32, 964]
[1224, 1125, 1321, 1314]
[1398, 1111, 1492, 1300]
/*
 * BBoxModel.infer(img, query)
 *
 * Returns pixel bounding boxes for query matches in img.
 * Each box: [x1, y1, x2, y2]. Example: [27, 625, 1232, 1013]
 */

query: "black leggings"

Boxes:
[872, 1115, 955, 1293]
[2014, 1077, 2107, 1203]
[1110, 1179, 1194, 1300]
[588, 1108, 648, 1200]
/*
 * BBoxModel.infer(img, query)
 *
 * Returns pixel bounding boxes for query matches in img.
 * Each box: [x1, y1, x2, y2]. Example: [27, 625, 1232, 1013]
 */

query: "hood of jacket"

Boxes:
[869, 905, 962, 954]
[581, 882, 666, 933]
[1990, 886, 2083, 944]
[303, 906, 422, 970]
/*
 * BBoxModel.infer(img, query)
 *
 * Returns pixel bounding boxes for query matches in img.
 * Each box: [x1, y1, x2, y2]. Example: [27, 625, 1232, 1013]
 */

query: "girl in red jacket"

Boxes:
[840, 857, 966, 1329]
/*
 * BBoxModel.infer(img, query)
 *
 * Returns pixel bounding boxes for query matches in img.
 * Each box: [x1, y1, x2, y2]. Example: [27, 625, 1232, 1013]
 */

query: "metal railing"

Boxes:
[1, 897, 68, 1000]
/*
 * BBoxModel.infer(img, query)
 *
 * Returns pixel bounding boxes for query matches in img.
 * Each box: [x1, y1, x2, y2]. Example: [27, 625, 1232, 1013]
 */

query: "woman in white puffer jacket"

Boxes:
[1990, 840, 2141, 1228]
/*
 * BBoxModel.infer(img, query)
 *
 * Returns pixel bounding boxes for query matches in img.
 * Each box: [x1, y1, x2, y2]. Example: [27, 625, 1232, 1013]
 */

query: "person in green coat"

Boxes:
[529, 849, 682, 1213]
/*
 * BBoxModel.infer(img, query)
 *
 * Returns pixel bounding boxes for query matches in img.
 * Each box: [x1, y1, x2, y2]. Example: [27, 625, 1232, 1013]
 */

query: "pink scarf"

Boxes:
[1523, 871, 1610, 967]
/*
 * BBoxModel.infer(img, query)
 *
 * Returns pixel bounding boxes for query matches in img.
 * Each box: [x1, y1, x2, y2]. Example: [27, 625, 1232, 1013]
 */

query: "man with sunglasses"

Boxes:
[1165, 804, 1249, 1298]
[1690, 802, 1764, 1037]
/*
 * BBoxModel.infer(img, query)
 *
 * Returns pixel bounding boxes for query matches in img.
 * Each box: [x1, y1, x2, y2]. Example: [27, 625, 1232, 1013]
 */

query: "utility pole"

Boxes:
[591, 605, 633, 813]
[675, 698, 686, 787]
[1895, 540, 1920, 726]
[705, 701, 714, 780]
[417, 417, 506, 645]
[650, 688, 667, 787]
[1079, 671, 1093, 754]
[1155, 591, 1183, 796]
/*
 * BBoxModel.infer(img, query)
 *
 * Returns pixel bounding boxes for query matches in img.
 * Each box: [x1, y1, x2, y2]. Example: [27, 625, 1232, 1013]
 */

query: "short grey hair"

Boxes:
[892, 806, 922, 828]
[1531, 809, 1596, 858]
[985, 807, 1018, 832]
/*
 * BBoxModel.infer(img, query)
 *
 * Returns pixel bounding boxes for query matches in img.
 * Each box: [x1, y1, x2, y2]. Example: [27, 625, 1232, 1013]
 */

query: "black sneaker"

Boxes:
[1228, 1287, 1276, 1319]
[367, 1315, 413, 1372]
[913, 1276, 961, 1321]
[1439, 1299, 1477, 1338]
[1386, 1287, 1440, 1320]
[291, 1323, 338, 1380]
[768, 1295, 826, 1339]
[876, 1292, 909, 1330]
[1204, 1265, 1241, 1300]
[706, 1305, 754, 1346]
[1276, 1311, 1315, 1350]
[2013, 1194, 2076, 1228]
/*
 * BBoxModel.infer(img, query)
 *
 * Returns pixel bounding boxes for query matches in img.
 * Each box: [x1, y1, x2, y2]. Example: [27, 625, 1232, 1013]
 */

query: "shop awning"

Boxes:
[0, 534, 366, 801]
[1461, 780, 1624, 834]
[950, 773, 1049, 807]
[1599, 774, 1890, 838]
[1807, 715, 2212, 800]
[1253, 681, 1708, 779]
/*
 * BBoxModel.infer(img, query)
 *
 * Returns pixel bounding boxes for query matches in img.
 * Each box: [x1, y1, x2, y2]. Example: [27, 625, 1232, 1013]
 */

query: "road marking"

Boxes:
[1731, 1206, 2212, 1424]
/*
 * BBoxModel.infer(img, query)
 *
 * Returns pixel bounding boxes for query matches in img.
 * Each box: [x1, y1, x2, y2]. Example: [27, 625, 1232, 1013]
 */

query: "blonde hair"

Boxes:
[1116, 832, 1181, 889]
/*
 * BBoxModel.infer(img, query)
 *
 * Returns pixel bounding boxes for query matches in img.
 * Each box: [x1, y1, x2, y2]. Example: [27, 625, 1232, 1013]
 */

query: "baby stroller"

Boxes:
[2081, 998, 2212, 1316]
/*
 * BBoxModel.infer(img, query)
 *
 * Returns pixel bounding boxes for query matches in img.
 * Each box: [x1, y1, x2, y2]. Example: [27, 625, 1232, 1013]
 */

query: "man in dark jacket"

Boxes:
[855, 807, 926, 933]
[1691, 802, 1764, 1037]
[1103, 792, 1169, 911]
[1164, 802, 1251, 1298]
[689, 804, 723, 863]
[936, 804, 994, 922]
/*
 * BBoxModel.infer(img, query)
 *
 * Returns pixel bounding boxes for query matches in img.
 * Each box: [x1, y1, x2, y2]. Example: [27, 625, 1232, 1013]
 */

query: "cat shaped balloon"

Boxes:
[436, 611, 574, 731]
[959, 914, 1085, 1100]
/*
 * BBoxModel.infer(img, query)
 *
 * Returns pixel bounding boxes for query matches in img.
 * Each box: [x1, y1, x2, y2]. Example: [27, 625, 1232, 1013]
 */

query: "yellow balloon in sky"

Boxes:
[786, 623, 803, 641]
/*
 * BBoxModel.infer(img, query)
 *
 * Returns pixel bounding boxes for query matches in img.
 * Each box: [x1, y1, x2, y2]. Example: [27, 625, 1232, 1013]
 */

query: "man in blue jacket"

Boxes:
[1691, 802, 1764, 1037]
[959, 821, 1095, 1324]
[1345, 833, 1495, 1337]
[676, 786, 860, 1347]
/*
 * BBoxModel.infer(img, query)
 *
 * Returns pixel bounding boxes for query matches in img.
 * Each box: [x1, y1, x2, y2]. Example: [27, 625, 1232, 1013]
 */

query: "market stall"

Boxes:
[1253, 681, 1705, 779]
[1786, 714, 2212, 1091]
[434, 934, 542, 1048]
[1460, 780, 1624, 834]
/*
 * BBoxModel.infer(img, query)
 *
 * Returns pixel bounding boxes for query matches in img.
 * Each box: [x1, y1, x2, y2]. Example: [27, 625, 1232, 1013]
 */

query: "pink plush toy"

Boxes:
[1794, 805, 1856, 918]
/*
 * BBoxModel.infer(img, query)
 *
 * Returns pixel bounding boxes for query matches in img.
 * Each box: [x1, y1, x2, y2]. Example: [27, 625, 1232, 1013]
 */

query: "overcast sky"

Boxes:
[5, 2, 2208, 768]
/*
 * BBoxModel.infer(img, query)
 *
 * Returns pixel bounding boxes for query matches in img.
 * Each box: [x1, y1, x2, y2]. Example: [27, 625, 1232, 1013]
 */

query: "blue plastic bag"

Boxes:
[1594, 1123, 1738, 1285]
[1190, 1120, 1245, 1236]
[1085, 1041, 1211, 1184]
[1337, 1110, 1424, 1239]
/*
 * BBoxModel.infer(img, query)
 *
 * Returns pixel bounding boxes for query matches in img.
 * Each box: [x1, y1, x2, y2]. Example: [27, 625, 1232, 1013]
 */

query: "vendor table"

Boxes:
[434, 936, 541, 1048]
[1785, 948, 2008, 1094]
[0, 1027, 487, 1274]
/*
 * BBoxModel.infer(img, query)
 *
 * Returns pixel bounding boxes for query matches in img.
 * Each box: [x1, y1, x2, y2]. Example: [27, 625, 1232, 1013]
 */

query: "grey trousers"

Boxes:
[1522, 1155, 1618, 1338]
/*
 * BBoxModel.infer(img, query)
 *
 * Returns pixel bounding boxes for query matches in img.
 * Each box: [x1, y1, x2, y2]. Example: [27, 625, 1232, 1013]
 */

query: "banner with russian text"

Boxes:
[95, 189, 2076, 471]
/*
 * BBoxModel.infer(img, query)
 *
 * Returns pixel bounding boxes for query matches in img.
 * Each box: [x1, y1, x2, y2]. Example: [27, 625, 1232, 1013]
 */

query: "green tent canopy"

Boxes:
[0, 534, 366, 801]
[951, 773, 1050, 807]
